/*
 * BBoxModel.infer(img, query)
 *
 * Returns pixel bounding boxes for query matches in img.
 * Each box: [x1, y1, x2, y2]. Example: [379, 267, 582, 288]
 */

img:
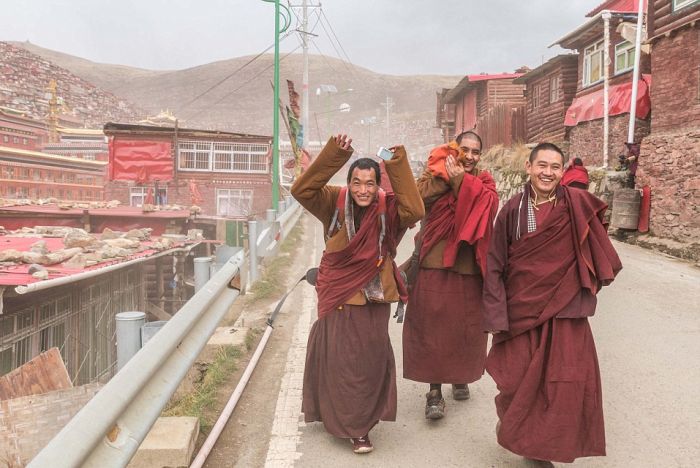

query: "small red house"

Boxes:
[442, 73, 526, 143]
[103, 123, 273, 220]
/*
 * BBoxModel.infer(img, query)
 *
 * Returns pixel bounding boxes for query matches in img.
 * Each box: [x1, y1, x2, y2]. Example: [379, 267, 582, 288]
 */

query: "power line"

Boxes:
[184, 43, 303, 121]
[179, 30, 295, 112]
[316, 17, 353, 76]
[319, 10, 357, 76]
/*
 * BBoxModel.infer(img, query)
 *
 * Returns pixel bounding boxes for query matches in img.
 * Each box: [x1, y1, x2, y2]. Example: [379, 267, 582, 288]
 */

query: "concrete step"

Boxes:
[128, 417, 199, 468]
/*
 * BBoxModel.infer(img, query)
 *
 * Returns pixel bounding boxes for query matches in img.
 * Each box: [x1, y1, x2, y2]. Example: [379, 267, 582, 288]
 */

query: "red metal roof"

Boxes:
[0, 235, 188, 287]
[0, 204, 191, 219]
[586, 0, 646, 17]
[465, 73, 525, 82]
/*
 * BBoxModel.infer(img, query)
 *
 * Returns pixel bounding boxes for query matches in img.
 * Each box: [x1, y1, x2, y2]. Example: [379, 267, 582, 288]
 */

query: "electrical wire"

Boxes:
[319, 10, 357, 76]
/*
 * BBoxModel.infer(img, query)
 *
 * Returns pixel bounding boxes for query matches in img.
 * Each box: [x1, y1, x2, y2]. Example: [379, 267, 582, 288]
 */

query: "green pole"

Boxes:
[272, 0, 280, 211]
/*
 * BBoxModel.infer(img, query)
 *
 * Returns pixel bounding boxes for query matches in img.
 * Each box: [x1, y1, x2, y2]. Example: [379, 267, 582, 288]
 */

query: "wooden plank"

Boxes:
[0, 348, 72, 400]
[146, 301, 173, 321]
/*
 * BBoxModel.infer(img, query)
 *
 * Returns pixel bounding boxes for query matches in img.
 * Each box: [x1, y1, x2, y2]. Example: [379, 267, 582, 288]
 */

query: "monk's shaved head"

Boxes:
[529, 142, 566, 164]
[455, 130, 483, 150]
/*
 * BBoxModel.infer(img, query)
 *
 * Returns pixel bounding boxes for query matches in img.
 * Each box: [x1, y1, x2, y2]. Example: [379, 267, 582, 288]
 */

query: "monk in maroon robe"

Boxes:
[291, 134, 423, 454]
[482, 142, 622, 464]
[402, 131, 499, 419]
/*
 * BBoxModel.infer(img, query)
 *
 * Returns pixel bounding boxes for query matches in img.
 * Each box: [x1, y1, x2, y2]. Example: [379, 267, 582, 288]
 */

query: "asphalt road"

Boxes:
[260, 217, 700, 468]
[207, 212, 700, 468]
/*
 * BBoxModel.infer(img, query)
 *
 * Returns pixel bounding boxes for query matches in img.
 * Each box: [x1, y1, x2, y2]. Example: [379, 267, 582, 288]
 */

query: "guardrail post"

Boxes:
[266, 208, 277, 222]
[248, 220, 259, 283]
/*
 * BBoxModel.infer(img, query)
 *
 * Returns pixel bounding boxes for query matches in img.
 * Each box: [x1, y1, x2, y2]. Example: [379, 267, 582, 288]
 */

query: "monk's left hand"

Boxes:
[446, 155, 465, 179]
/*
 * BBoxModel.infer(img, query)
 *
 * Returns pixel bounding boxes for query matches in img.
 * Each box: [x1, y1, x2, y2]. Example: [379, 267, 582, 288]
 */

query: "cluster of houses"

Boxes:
[437, 0, 699, 243]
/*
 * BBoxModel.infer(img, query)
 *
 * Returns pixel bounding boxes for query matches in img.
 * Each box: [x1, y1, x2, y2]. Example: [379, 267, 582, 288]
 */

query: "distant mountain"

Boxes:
[8, 41, 462, 156]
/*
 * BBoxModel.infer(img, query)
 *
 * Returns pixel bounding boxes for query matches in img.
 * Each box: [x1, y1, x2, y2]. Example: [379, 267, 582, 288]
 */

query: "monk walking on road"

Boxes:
[482, 142, 622, 464]
[292, 134, 423, 454]
[402, 131, 499, 419]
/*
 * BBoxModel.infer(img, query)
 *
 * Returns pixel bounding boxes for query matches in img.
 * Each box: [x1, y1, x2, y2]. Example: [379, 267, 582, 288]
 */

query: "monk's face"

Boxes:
[458, 137, 482, 174]
[526, 149, 564, 197]
[349, 167, 378, 207]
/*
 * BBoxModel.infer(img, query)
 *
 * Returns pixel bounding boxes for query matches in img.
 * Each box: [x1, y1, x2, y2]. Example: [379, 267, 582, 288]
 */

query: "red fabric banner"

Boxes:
[564, 75, 651, 126]
[109, 138, 173, 182]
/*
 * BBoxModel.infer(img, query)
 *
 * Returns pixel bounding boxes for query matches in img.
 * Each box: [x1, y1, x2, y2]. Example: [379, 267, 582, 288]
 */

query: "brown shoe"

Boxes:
[351, 435, 373, 454]
[425, 389, 445, 419]
[452, 384, 470, 400]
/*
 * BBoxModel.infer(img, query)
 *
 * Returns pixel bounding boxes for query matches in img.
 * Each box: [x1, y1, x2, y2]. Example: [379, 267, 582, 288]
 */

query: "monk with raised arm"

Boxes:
[291, 134, 424, 454]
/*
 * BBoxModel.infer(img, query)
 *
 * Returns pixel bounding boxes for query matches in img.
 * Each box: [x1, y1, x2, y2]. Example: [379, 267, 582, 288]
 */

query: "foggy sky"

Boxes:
[2, 0, 598, 75]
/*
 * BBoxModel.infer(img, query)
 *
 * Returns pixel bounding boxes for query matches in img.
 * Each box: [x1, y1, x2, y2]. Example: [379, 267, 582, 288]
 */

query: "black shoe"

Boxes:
[425, 389, 445, 419]
[451, 383, 470, 400]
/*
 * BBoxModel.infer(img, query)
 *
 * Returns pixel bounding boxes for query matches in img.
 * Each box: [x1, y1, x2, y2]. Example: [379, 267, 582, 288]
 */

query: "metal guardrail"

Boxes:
[248, 197, 302, 283]
[28, 198, 304, 467]
[28, 251, 246, 468]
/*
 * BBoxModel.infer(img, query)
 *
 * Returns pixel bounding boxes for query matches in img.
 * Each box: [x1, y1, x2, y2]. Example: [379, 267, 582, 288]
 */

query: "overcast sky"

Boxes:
[2, 0, 599, 75]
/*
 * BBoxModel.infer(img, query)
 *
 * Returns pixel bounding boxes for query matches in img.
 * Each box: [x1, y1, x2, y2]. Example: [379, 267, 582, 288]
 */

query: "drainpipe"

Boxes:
[627, 0, 646, 144]
[602, 10, 612, 169]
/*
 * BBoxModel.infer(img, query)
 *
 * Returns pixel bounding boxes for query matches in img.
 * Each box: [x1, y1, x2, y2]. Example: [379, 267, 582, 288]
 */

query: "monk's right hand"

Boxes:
[334, 134, 352, 151]
[446, 155, 465, 179]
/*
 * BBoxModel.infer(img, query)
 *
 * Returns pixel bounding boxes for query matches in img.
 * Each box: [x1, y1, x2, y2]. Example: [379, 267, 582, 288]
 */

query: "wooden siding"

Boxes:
[485, 80, 526, 115]
[524, 58, 579, 143]
[475, 104, 527, 151]
[649, 0, 700, 39]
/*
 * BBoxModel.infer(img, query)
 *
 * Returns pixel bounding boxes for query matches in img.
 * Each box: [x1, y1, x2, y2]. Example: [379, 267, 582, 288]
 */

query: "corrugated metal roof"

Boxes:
[587, 0, 645, 17]
[0, 145, 107, 167]
[103, 122, 271, 141]
[0, 204, 191, 219]
[0, 235, 188, 287]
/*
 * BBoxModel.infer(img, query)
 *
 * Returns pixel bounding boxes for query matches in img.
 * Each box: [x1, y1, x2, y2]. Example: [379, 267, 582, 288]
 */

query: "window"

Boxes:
[179, 141, 211, 171]
[2, 135, 8, 143]
[583, 40, 604, 87]
[12, 137, 19, 144]
[550, 75, 561, 103]
[178, 141, 269, 173]
[216, 189, 253, 217]
[130, 187, 167, 206]
[673, 0, 699, 11]
[615, 40, 635, 74]
[22, 138, 28, 145]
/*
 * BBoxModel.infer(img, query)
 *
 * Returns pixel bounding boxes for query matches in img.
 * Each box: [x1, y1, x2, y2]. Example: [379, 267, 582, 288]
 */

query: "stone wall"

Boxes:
[568, 114, 651, 167]
[649, 25, 700, 133]
[0, 383, 102, 465]
[637, 129, 700, 242]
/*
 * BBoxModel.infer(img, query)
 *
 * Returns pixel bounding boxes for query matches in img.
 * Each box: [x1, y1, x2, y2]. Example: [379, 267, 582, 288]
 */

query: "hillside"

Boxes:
[0, 42, 143, 127]
[7, 41, 463, 156]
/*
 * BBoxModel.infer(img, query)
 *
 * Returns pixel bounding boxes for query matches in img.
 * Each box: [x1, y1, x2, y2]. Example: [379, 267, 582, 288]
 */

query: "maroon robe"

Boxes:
[482, 185, 621, 463]
[403, 171, 498, 384]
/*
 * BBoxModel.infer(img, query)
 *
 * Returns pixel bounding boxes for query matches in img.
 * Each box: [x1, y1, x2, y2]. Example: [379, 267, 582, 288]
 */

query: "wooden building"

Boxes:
[103, 123, 272, 220]
[551, 0, 652, 166]
[513, 55, 579, 146]
[636, 0, 700, 242]
[442, 73, 526, 139]
[0, 145, 106, 201]
[435, 88, 456, 143]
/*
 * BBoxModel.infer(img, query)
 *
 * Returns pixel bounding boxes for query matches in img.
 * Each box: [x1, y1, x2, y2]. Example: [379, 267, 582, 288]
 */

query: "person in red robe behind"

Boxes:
[291, 134, 423, 454]
[482, 142, 622, 465]
[402, 131, 499, 420]
[561, 157, 590, 190]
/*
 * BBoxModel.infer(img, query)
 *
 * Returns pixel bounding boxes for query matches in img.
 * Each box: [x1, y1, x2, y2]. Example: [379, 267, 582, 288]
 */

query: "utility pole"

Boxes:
[301, 0, 309, 148]
[380, 96, 394, 142]
[273, 0, 281, 210]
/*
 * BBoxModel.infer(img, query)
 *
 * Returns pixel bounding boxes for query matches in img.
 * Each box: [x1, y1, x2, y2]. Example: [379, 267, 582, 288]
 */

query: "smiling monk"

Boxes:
[291, 134, 423, 454]
[482, 142, 622, 465]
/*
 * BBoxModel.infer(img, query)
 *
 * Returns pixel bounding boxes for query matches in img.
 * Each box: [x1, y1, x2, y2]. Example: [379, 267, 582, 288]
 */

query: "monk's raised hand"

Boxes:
[446, 155, 465, 179]
[334, 134, 352, 151]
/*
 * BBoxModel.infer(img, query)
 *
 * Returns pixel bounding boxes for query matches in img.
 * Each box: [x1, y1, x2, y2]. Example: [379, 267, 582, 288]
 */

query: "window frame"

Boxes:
[178, 140, 269, 174]
[673, 0, 700, 11]
[614, 40, 636, 75]
[582, 40, 605, 87]
[216, 188, 254, 218]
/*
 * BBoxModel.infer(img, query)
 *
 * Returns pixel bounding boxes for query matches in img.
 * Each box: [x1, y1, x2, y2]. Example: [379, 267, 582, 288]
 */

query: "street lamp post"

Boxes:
[360, 117, 377, 156]
[264, 0, 291, 211]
